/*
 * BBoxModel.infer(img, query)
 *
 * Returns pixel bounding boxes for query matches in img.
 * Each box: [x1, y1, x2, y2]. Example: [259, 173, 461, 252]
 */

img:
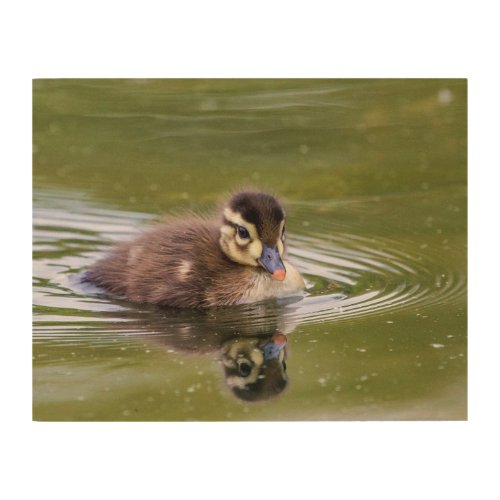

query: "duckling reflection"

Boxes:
[221, 332, 288, 402]
[105, 298, 301, 402]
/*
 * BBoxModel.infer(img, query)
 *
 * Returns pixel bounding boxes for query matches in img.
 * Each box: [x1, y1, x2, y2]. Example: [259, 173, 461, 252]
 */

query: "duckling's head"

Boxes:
[219, 192, 287, 280]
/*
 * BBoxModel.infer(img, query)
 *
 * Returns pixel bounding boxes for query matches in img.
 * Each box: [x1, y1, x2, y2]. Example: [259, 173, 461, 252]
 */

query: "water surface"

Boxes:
[33, 79, 467, 420]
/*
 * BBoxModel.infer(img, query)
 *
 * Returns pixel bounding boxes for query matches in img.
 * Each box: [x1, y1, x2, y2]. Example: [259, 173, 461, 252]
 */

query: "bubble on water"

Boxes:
[430, 343, 445, 349]
[438, 88, 453, 105]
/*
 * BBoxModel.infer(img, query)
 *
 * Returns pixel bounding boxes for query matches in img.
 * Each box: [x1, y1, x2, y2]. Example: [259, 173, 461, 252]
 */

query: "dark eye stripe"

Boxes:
[223, 217, 238, 229]
[223, 217, 252, 239]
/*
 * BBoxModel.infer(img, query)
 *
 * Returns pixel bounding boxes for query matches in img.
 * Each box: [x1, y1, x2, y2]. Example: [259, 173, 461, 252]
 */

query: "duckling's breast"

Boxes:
[236, 259, 305, 305]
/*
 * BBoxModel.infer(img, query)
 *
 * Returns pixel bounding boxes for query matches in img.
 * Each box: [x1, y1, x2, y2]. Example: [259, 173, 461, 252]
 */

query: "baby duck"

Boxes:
[83, 191, 305, 308]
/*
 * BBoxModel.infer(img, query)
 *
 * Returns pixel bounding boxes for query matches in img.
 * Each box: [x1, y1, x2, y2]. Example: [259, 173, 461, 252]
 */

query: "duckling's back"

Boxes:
[84, 217, 249, 308]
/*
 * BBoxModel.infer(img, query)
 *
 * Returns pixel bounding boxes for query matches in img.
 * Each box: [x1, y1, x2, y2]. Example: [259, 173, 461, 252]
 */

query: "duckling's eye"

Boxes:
[237, 225, 250, 239]
[238, 361, 253, 377]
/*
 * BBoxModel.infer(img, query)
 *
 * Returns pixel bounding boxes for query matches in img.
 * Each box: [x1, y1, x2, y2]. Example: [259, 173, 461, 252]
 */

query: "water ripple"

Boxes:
[33, 190, 466, 344]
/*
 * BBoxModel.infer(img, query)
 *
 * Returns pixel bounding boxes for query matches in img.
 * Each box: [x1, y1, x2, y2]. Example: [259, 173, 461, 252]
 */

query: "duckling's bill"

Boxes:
[258, 244, 286, 281]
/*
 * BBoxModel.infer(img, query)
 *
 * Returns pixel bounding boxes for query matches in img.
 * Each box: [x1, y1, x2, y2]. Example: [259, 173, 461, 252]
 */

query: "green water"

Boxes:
[33, 79, 467, 420]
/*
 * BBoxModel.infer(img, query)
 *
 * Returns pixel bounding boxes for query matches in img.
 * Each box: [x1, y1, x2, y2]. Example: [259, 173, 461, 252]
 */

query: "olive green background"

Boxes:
[33, 79, 467, 420]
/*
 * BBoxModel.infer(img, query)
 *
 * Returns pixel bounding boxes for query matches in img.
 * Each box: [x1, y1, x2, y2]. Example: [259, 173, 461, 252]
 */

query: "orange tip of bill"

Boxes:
[272, 269, 286, 281]
[272, 333, 287, 345]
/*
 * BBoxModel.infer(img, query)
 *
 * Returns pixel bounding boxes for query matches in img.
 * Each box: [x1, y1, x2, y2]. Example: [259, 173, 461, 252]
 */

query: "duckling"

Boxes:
[83, 191, 305, 307]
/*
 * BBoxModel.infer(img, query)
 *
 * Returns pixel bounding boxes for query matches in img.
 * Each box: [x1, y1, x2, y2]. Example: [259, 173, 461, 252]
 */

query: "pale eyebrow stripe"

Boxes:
[223, 207, 259, 240]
